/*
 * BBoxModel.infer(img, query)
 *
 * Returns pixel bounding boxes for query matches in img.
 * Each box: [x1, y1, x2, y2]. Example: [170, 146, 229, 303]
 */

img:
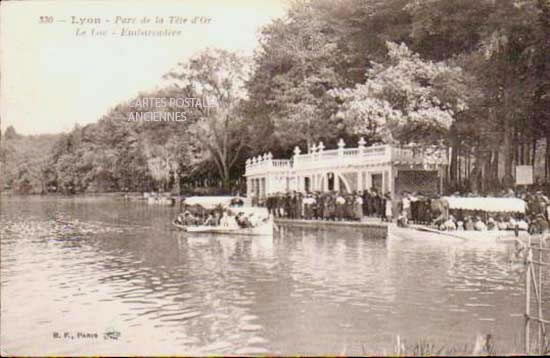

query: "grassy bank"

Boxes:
[377, 334, 549, 356]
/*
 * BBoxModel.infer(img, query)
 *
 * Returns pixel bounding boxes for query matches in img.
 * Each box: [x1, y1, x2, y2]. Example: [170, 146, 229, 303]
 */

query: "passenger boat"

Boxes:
[388, 223, 530, 243]
[172, 196, 273, 236]
[389, 196, 532, 243]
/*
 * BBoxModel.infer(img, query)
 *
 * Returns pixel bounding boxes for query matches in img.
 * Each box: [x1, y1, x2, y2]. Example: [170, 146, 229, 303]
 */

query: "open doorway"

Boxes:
[304, 177, 311, 192]
[371, 173, 383, 192]
[327, 173, 335, 191]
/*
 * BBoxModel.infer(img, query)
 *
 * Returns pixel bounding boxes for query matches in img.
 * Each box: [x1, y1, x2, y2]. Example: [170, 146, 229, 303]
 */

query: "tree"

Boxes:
[331, 42, 470, 145]
[248, 0, 350, 151]
[395, 0, 550, 188]
[4, 126, 20, 141]
[0, 130, 60, 193]
[406, 0, 496, 60]
[472, 0, 549, 182]
[163, 48, 251, 189]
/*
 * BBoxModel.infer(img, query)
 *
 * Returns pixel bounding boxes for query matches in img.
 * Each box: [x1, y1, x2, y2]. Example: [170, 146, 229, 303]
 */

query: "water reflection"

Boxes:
[1, 197, 548, 355]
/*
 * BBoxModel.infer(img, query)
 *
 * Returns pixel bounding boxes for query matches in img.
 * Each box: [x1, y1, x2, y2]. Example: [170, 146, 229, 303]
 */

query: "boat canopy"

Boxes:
[227, 206, 270, 218]
[443, 197, 526, 213]
[183, 196, 239, 209]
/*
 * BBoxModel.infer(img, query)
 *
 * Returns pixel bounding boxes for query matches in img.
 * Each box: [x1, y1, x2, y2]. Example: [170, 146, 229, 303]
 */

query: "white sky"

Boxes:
[0, 0, 286, 135]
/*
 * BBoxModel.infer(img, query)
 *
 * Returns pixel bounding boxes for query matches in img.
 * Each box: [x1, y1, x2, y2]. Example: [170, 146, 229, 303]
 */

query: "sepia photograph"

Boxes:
[0, 0, 549, 356]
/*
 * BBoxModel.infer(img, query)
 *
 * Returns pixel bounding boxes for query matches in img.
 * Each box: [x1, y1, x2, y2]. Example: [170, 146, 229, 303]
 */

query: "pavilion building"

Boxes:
[244, 138, 448, 199]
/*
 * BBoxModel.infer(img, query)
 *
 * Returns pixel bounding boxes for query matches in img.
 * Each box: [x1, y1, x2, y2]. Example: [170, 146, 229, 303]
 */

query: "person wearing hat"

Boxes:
[384, 192, 393, 222]
[530, 214, 550, 234]
[486, 216, 497, 231]
[442, 215, 457, 231]
[354, 191, 364, 221]
[401, 192, 411, 221]
[504, 188, 515, 198]
[296, 192, 304, 219]
[303, 193, 314, 220]
[431, 196, 449, 227]
[497, 216, 508, 231]
[507, 216, 517, 231]
[268, 193, 275, 218]
[474, 216, 487, 231]
[464, 216, 475, 231]
[317, 192, 326, 220]
[203, 212, 217, 226]
[175, 211, 186, 225]
[516, 216, 529, 231]
[362, 189, 371, 217]
[182, 211, 196, 225]
[335, 191, 346, 221]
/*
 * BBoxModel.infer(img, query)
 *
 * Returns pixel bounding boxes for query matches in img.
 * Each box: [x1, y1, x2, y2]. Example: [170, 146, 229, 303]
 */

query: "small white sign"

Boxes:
[515, 165, 534, 185]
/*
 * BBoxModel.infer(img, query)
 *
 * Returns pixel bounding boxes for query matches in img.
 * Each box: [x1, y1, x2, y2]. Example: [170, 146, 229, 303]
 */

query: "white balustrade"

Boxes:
[245, 140, 447, 176]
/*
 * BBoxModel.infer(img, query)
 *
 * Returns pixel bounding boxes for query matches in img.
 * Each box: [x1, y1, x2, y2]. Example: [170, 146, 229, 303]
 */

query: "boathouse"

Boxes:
[244, 138, 448, 199]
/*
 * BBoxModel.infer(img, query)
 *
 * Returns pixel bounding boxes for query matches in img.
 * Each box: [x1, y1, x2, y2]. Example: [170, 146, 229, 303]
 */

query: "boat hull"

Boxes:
[172, 220, 273, 236]
[389, 224, 531, 243]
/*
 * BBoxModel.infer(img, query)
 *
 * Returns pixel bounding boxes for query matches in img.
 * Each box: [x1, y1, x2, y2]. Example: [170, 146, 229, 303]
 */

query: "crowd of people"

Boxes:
[175, 207, 264, 229]
[422, 189, 550, 234]
[258, 187, 550, 235]
[263, 189, 393, 222]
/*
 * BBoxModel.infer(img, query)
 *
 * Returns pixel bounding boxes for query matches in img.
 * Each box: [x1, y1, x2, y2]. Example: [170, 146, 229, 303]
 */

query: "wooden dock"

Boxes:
[274, 218, 389, 239]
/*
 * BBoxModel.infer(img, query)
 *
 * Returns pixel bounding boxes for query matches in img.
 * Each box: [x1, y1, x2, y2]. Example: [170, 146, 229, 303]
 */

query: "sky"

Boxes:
[0, 0, 287, 135]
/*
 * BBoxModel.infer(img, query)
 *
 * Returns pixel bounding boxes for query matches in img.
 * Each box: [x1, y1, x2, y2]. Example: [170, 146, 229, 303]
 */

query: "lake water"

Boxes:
[1, 196, 548, 355]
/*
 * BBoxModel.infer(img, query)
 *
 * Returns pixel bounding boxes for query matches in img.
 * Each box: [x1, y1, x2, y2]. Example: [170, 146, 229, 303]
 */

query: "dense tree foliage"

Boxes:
[330, 42, 470, 145]
[2, 0, 549, 194]
[163, 49, 251, 189]
[0, 126, 60, 194]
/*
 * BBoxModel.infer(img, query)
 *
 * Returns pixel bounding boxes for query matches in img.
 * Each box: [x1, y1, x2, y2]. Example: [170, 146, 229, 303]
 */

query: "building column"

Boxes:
[357, 170, 363, 191]
[315, 174, 320, 191]
[383, 170, 389, 194]
[334, 172, 340, 191]
[388, 166, 393, 195]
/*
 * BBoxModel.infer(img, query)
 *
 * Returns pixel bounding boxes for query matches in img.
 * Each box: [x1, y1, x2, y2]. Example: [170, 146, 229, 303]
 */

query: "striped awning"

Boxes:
[183, 196, 237, 209]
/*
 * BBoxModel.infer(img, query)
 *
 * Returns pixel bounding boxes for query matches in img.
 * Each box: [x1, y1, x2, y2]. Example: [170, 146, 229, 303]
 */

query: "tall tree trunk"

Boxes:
[458, 146, 462, 185]
[220, 160, 231, 193]
[450, 138, 459, 186]
[467, 152, 471, 179]
[532, 138, 536, 166]
[502, 123, 515, 188]
[492, 149, 499, 188]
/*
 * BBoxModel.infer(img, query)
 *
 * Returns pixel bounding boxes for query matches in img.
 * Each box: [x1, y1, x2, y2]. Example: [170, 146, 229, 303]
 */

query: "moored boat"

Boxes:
[389, 223, 532, 243]
[173, 196, 273, 236]
[172, 218, 273, 236]
[390, 195, 537, 243]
